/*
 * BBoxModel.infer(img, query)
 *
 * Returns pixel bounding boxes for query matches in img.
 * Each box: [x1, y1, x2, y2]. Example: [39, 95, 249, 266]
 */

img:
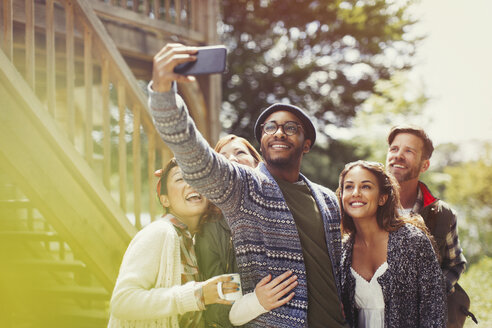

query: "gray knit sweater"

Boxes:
[149, 87, 343, 328]
[340, 223, 447, 328]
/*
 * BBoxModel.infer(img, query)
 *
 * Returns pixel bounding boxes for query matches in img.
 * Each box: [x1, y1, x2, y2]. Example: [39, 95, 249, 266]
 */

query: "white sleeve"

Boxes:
[110, 221, 201, 320]
[229, 290, 268, 326]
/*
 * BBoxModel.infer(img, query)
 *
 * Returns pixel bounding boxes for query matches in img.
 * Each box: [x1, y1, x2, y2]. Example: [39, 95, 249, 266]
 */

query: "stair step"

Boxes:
[34, 285, 109, 300]
[58, 308, 109, 326]
[0, 230, 60, 241]
[17, 306, 110, 327]
[11, 259, 87, 272]
[0, 199, 33, 208]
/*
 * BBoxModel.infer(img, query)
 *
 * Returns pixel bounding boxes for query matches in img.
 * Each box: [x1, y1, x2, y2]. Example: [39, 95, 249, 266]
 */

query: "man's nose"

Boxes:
[395, 149, 405, 159]
[273, 125, 286, 137]
[389, 148, 403, 160]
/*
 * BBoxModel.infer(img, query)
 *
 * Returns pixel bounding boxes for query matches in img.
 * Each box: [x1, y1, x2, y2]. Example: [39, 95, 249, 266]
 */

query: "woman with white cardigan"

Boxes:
[108, 158, 298, 327]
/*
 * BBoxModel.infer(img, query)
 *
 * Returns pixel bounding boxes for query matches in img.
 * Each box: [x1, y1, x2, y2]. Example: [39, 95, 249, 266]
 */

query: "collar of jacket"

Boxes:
[418, 181, 438, 207]
[218, 215, 231, 232]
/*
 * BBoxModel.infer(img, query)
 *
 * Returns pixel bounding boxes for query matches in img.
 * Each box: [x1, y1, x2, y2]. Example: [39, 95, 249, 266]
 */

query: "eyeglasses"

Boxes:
[261, 121, 303, 136]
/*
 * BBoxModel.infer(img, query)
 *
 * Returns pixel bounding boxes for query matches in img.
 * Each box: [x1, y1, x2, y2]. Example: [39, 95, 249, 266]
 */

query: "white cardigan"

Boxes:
[108, 217, 201, 328]
[108, 215, 267, 327]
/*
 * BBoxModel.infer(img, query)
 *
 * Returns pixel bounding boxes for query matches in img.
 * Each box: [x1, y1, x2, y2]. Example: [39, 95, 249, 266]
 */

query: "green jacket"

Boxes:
[195, 216, 239, 328]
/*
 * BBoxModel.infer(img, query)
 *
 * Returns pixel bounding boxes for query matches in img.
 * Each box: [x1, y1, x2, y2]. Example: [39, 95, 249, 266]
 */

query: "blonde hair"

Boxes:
[214, 134, 262, 165]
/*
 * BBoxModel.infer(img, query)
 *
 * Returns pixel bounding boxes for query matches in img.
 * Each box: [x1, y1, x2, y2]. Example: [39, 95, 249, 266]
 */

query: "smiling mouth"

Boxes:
[350, 201, 366, 207]
[185, 192, 203, 202]
[270, 144, 289, 150]
[391, 163, 406, 169]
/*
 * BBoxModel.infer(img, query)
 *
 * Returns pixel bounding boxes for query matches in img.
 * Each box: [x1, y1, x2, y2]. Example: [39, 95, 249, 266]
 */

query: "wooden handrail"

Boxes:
[88, 0, 206, 45]
[0, 48, 136, 290]
[1, 0, 220, 301]
[25, 0, 35, 88]
[65, 0, 75, 141]
[93, 0, 199, 31]
[0, 0, 179, 230]
[46, 0, 56, 116]
[73, 0, 176, 227]
[2, 0, 13, 59]
[1, 0, 220, 230]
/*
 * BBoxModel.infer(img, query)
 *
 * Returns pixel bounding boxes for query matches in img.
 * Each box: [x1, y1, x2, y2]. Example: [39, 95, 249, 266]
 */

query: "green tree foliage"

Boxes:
[443, 145, 492, 264]
[343, 71, 430, 163]
[301, 139, 360, 190]
[425, 142, 464, 198]
[220, 0, 421, 143]
[219, 0, 422, 187]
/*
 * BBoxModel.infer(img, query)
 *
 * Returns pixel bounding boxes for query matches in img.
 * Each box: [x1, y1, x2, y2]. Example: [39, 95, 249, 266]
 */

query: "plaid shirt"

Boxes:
[168, 216, 205, 328]
[409, 186, 424, 214]
[409, 184, 466, 293]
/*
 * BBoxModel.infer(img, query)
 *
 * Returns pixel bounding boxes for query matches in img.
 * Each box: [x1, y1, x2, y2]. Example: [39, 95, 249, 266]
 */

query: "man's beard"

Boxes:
[391, 161, 422, 183]
[261, 144, 304, 169]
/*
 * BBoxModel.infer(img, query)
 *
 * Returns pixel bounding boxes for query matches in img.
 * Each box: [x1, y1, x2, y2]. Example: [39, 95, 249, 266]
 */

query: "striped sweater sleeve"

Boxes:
[148, 83, 243, 210]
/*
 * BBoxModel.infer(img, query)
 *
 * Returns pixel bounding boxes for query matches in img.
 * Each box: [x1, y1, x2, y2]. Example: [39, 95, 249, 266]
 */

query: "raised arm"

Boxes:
[151, 43, 198, 93]
[148, 43, 245, 211]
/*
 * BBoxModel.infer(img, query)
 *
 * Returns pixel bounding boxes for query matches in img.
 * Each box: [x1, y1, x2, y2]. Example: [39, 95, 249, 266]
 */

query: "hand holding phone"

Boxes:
[173, 45, 227, 75]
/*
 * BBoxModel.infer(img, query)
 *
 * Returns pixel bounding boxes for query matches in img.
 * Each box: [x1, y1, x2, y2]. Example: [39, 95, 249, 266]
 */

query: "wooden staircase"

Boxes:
[0, 0, 221, 327]
[0, 184, 109, 327]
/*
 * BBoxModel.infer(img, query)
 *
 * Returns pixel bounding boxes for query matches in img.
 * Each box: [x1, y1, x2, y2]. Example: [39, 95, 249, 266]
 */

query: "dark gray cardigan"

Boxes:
[340, 223, 446, 328]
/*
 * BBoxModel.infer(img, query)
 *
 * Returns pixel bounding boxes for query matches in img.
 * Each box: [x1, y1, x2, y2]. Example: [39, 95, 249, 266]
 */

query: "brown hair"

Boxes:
[155, 158, 220, 224]
[337, 161, 432, 241]
[387, 125, 435, 160]
[156, 158, 178, 198]
[214, 134, 263, 165]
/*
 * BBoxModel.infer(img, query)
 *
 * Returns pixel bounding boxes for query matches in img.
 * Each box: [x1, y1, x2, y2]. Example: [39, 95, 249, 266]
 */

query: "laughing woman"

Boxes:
[108, 158, 238, 328]
[337, 161, 445, 328]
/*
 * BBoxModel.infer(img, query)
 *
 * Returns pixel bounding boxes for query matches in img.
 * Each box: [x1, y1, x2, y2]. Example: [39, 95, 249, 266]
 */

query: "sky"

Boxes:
[410, 0, 492, 145]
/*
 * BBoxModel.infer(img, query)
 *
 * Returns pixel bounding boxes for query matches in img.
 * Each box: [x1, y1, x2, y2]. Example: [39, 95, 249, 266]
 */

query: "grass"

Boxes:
[460, 256, 492, 327]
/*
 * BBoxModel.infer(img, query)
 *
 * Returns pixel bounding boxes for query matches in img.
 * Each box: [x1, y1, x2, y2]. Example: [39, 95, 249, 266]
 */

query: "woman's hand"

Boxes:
[202, 275, 240, 305]
[255, 270, 298, 311]
[151, 43, 198, 93]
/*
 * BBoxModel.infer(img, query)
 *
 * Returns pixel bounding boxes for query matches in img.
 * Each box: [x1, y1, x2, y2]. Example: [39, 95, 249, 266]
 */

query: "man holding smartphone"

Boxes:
[148, 43, 348, 328]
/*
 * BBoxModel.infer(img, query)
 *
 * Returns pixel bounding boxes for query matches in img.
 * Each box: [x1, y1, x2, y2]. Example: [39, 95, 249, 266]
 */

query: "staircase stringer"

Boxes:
[0, 48, 136, 291]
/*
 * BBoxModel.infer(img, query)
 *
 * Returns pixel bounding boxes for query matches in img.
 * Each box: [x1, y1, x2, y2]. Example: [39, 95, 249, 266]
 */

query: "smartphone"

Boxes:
[173, 45, 227, 75]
